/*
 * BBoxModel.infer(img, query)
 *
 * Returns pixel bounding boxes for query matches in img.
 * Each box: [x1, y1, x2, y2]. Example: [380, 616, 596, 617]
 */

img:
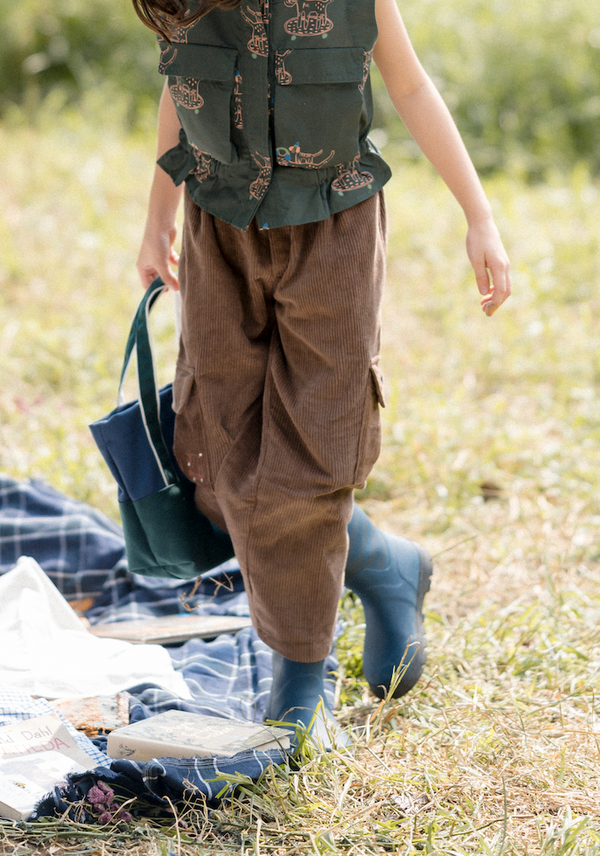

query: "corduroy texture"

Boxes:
[173, 191, 387, 661]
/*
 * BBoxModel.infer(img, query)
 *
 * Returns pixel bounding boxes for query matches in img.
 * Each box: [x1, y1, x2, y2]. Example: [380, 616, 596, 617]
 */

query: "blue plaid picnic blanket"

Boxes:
[0, 474, 338, 820]
[0, 472, 247, 623]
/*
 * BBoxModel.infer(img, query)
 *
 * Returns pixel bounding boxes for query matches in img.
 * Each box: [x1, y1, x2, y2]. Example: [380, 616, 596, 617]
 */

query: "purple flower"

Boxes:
[87, 786, 106, 806]
[87, 779, 131, 825]
[99, 788, 115, 803]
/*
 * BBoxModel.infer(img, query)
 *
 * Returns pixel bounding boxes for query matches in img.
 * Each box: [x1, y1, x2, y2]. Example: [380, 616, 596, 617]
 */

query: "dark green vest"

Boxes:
[157, 0, 391, 229]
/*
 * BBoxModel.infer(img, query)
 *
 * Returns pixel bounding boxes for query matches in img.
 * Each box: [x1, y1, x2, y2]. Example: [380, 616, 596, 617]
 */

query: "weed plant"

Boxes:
[1, 103, 600, 853]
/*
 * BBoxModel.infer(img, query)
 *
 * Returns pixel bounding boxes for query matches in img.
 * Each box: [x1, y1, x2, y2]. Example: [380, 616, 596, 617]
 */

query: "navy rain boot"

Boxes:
[345, 505, 433, 699]
[265, 652, 349, 750]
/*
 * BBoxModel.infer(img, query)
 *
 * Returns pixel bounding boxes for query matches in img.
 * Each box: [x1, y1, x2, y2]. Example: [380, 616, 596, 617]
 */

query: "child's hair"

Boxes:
[132, 0, 241, 41]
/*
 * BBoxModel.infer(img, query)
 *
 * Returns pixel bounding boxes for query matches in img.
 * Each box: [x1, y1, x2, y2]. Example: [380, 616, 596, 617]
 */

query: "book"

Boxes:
[0, 714, 98, 821]
[89, 614, 252, 645]
[107, 710, 290, 761]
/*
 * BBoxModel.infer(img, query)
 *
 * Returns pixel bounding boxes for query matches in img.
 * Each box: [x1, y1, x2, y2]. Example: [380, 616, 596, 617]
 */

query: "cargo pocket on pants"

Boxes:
[353, 356, 386, 488]
[172, 364, 211, 488]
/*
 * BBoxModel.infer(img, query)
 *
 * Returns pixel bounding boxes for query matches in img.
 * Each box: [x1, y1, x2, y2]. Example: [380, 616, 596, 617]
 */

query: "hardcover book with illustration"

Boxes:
[0, 714, 97, 821]
[107, 709, 290, 761]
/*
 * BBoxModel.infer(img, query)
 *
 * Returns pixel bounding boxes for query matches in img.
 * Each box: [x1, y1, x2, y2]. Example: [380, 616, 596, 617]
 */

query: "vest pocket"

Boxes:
[159, 43, 239, 165]
[274, 47, 366, 169]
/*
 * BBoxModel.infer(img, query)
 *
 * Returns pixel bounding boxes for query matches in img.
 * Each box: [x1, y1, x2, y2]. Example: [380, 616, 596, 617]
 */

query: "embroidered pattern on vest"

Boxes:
[234, 71, 243, 129]
[331, 155, 374, 193]
[241, 6, 268, 56]
[190, 144, 214, 184]
[170, 78, 204, 110]
[275, 51, 292, 85]
[284, 0, 334, 37]
[276, 142, 335, 168]
[158, 11, 196, 72]
[250, 152, 272, 200]
[159, 43, 178, 74]
[359, 49, 373, 94]
[169, 11, 196, 43]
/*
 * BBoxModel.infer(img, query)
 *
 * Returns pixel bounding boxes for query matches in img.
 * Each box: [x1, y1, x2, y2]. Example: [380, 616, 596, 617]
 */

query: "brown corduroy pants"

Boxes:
[173, 190, 387, 661]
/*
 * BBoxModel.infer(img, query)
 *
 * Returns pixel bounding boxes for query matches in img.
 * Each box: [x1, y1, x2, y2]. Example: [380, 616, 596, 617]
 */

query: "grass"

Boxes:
[1, 98, 600, 854]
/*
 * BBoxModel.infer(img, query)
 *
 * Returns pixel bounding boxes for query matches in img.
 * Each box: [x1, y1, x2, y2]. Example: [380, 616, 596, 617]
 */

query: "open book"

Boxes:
[0, 714, 97, 821]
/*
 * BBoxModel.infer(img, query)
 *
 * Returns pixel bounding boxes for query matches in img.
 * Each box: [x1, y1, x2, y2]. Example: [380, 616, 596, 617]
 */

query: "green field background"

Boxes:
[2, 2, 600, 853]
[1, 0, 600, 177]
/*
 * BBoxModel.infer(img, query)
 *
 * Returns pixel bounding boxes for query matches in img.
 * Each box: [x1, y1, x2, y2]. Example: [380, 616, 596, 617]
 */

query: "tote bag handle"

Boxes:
[118, 277, 178, 488]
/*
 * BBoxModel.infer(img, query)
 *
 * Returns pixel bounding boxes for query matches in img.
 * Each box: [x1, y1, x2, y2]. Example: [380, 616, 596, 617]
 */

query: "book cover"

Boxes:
[89, 614, 252, 645]
[0, 714, 98, 821]
[107, 709, 290, 762]
[53, 693, 131, 735]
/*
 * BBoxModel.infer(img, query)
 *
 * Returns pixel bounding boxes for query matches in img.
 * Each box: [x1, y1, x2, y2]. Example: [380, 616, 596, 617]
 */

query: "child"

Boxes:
[133, 0, 511, 742]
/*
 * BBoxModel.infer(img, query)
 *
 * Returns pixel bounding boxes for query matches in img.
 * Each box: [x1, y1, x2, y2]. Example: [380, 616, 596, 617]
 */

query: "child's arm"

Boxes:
[373, 0, 511, 315]
[136, 80, 184, 290]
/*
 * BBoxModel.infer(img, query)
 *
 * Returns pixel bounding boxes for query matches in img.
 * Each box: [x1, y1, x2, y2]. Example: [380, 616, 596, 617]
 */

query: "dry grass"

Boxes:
[1, 98, 600, 853]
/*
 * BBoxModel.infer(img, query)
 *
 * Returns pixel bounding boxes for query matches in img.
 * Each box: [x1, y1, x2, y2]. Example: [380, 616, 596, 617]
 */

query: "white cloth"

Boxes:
[0, 557, 191, 700]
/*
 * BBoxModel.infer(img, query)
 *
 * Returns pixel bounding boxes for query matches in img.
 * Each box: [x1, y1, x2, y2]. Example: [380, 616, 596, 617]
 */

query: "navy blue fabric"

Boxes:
[33, 748, 291, 821]
[89, 384, 179, 504]
[88, 279, 181, 504]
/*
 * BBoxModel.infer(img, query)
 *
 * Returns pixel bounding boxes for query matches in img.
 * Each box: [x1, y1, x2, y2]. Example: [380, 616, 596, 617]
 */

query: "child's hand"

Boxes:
[466, 217, 511, 316]
[136, 221, 180, 291]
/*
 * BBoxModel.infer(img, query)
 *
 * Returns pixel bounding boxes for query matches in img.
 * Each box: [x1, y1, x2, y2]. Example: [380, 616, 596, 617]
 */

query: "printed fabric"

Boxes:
[156, 0, 392, 228]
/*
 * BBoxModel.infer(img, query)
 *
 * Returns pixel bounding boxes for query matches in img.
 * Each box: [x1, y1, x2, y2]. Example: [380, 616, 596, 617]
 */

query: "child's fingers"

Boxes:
[137, 259, 179, 291]
[157, 263, 180, 291]
[466, 219, 511, 313]
[473, 261, 491, 296]
[481, 257, 511, 316]
[136, 224, 180, 290]
[137, 264, 159, 290]
[489, 256, 512, 303]
[480, 258, 511, 317]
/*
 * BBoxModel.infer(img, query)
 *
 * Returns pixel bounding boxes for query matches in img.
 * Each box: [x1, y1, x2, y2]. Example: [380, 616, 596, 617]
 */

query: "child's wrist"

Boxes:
[465, 209, 495, 229]
[146, 213, 177, 232]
